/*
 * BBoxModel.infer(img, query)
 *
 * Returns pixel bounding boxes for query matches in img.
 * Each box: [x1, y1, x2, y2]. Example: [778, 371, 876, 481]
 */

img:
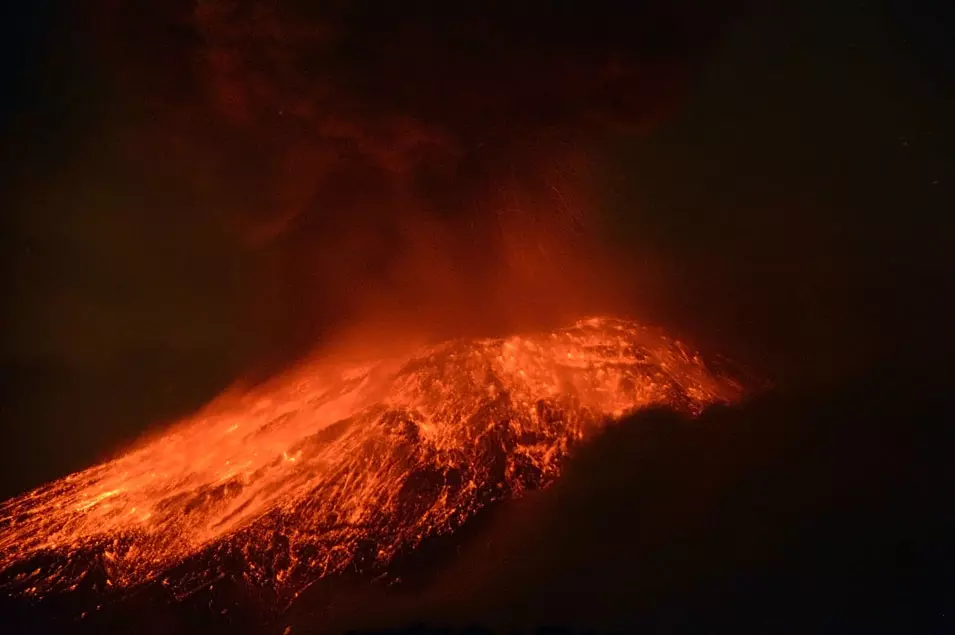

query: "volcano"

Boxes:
[0, 317, 742, 617]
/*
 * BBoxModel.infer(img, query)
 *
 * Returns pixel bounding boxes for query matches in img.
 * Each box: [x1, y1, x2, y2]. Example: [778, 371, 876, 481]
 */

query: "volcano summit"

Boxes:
[0, 318, 742, 608]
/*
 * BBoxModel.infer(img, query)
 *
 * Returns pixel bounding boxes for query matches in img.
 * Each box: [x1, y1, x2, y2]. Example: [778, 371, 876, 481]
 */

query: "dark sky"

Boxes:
[609, 0, 955, 376]
[1, 0, 953, 500]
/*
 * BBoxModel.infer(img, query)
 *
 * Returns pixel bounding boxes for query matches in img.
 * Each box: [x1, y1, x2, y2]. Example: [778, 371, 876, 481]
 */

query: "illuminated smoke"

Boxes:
[77, 1, 741, 365]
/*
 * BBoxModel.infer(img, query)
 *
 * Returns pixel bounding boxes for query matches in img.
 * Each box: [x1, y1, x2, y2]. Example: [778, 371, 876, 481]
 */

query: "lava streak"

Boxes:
[0, 318, 741, 600]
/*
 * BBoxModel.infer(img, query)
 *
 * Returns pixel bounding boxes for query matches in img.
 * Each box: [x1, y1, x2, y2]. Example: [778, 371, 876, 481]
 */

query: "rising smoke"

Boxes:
[91, 0, 742, 365]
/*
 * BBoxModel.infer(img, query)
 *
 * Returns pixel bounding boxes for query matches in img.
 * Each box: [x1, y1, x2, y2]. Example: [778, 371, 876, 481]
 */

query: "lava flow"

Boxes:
[0, 318, 742, 602]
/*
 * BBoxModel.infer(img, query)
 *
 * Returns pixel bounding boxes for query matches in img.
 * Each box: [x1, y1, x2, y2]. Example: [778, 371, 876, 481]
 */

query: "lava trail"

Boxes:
[0, 318, 742, 601]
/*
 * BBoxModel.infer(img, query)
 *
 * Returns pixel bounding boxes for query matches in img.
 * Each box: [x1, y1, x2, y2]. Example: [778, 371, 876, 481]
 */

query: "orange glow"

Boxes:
[0, 317, 741, 600]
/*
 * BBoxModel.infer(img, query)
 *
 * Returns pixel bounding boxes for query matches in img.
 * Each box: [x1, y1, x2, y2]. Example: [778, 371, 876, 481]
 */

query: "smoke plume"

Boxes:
[92, 0, 739, 368]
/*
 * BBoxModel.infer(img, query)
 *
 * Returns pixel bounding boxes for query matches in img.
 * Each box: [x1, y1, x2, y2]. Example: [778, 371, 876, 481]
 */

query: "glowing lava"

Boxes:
[0, 318, 742, 600]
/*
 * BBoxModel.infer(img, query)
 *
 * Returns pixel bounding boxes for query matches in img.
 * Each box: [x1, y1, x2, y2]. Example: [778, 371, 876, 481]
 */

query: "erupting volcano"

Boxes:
[1, 318, 741, 606]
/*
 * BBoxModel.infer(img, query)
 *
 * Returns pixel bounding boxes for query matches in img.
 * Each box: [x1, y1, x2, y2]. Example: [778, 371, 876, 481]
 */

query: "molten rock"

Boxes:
[0, 318, 741, 601]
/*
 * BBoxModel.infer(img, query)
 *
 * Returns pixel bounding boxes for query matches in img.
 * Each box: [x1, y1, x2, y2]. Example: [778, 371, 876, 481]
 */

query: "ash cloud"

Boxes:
[98, 0, 742, 368]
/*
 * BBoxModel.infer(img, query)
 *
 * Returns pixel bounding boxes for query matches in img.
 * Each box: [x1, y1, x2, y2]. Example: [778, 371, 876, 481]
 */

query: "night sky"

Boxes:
[1, 4, 954, 628]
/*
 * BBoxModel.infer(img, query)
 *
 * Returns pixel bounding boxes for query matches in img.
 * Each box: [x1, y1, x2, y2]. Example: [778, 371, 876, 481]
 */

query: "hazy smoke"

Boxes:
[87, 0, 739, 368]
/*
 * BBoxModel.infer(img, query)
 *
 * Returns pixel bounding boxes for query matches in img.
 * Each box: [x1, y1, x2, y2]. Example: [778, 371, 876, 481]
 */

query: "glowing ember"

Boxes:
[0, 318, 741, 600]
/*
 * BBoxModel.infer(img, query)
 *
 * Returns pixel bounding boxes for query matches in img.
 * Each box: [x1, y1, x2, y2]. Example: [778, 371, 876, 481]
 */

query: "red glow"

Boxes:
[0, 317, 741, 600]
